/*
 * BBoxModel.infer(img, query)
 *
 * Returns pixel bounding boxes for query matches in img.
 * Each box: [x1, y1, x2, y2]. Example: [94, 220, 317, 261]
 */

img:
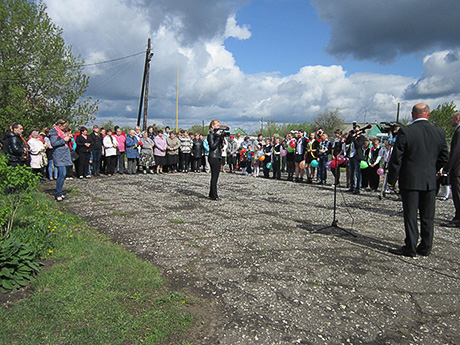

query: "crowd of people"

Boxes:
[2, 104, 459, 259]
[2, 119, 405, 192]
[1, 118, 453, 200]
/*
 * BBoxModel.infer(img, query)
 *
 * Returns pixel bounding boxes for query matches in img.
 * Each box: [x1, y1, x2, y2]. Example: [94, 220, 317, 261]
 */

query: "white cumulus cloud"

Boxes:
[44, 0, 460, 132]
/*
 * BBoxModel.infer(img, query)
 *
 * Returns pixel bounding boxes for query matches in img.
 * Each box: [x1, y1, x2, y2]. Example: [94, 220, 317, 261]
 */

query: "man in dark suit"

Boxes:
[387, 103, 448, 257]
[443, 112, 460, 227]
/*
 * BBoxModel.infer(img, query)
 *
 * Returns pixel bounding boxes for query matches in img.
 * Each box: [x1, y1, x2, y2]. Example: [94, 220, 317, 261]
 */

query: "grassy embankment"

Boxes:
[0, 190, 196, 345]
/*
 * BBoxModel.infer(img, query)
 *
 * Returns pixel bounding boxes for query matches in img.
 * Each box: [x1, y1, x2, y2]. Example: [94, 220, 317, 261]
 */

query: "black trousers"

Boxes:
[400, 188, 436, 255]
[192, 156, 202, 172]
[361, 167, 370, 188]
[273, 157, 281, 179]
[209, 157, 221, 199]
[227, 155, 237, 171]
[179, 152, 191, 171]
[105, 155, 117, 175]
[369, 165, 380, 191]
[77, 151, 90, 177]
[451, 173, 460, 222]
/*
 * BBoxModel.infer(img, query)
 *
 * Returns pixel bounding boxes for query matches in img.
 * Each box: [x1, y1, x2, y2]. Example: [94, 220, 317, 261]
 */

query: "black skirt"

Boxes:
[167, 154, 179, 165]
[155, 155, 167, 166]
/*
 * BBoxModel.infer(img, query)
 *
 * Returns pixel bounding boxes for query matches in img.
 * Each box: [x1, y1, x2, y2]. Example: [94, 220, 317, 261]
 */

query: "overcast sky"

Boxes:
[44, 0, 460, 132]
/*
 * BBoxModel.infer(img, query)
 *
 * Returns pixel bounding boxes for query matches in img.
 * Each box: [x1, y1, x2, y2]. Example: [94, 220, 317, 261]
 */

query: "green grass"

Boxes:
[170, 218, 185, 224]
[0, 193, 195, 344]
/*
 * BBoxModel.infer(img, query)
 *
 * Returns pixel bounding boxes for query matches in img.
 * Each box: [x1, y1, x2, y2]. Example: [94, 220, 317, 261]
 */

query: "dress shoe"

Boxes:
[210, 197, 221, 201]
[388, 247, 416, 258]
[416, 248, 430, 257]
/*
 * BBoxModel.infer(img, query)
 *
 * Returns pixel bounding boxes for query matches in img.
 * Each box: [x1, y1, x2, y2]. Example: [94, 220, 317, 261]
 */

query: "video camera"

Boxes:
[379, 122, 401, 134]
[215, 125, 231, 137]
[350, 122, 372, 135]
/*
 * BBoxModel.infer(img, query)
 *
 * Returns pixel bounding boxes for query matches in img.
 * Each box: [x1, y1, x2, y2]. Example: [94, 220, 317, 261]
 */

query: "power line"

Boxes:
[81, 51, 145, 67]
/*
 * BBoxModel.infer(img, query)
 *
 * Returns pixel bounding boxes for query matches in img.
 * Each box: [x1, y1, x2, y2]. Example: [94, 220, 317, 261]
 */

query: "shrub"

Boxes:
[0, 237, 40, 292]
[0, 153, 40, 238]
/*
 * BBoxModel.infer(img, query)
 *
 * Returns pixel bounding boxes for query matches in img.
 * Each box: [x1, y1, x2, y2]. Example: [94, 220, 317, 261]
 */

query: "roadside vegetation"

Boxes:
[0, 154, 196, 344]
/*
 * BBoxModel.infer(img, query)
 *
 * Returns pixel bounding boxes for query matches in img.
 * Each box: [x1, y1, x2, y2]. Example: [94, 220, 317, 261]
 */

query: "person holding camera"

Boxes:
[346, 124, 366, 194]
[208, 119, 224, 200]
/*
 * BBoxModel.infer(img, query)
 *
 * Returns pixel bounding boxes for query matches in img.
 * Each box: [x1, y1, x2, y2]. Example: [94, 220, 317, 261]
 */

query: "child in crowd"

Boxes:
[240, 146, 248, 175]
[381, 140, 394, 194]
[272, 137, 282, 179]
[246, 145, 254, 176]
[253, 147, 264, 177]
[369, 138, 382, 192]
[361, 140, 371, 190]
[438, 168, 451, 201]
[263, 139, 272, 178]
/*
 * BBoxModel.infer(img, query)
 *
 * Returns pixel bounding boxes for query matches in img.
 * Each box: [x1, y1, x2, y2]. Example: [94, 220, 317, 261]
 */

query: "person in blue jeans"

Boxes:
[49, 119, 72, 202]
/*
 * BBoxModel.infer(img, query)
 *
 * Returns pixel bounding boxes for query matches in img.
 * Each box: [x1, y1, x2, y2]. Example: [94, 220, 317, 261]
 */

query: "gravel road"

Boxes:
[52, 171, 460, 344]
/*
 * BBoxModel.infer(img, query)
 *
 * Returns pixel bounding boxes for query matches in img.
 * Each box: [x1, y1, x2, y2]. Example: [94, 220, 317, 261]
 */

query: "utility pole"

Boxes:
[396, 103, 400, 122]
[137, 38, 154, 130]
[175, 66, 179, 132]
[260, 116, 264, 134]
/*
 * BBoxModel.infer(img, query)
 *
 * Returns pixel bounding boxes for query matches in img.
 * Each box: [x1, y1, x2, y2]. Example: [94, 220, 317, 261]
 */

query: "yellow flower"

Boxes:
[50, 222, 53, 224]
[51, 229, 55, 232]
[48, 250, 53, 254]
[47, 226, 51, 229]
[69, 234, 73, 238]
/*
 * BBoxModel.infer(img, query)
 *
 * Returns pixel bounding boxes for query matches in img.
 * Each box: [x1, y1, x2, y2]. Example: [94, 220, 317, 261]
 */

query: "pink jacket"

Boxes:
[154, 136, 167, 156]
[114, 134, 126, 152]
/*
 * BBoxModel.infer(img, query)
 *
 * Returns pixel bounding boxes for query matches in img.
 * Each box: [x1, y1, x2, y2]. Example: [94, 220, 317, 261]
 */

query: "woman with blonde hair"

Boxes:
[207, 119, 225, 200]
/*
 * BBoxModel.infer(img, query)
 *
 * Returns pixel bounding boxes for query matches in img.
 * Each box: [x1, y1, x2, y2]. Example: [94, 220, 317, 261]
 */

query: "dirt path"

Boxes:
[51, 172, 460, 344]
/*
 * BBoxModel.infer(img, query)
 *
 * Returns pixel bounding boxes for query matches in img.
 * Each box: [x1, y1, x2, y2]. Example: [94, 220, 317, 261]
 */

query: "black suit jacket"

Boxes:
[446, 126, 460, 175]
[388, 119, 448, 191]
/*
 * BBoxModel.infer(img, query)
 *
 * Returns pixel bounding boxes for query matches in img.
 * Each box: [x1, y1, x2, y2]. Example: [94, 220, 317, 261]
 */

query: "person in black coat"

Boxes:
[346, 126, 366, 194]
[387, 103, 448, 257]
[89, 125, 103, 176]
[207, 119, 224, 200]
[191, 134, 204, 172]
[75, 126, 92, 178]
[443, 112, 460, 227]
[4, 123, 28, 167]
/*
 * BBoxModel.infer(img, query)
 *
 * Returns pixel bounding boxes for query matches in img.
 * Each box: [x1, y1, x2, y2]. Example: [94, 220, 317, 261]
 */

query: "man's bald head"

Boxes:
[412, 103, 430, 120]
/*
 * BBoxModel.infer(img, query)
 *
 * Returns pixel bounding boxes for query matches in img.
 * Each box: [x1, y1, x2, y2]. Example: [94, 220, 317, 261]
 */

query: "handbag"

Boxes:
[70, 149, 79, 162]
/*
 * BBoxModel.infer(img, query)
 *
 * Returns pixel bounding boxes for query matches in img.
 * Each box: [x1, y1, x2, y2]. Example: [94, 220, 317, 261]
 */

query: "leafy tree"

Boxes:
[0, 0, 98, 132]
[429, 101, 457, 140]
[255, 121, 312, 138]
[312, 108, 345, 135]
[188, 124, 207, 135]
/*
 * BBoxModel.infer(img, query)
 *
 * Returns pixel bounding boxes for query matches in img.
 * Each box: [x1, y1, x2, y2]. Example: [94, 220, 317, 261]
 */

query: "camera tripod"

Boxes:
[310, 165, 356, 237]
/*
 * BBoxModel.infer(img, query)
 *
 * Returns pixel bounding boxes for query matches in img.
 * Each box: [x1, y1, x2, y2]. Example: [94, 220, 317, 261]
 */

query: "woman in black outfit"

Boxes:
[75, 126, 91, 178]
[207, 119, 224, 200]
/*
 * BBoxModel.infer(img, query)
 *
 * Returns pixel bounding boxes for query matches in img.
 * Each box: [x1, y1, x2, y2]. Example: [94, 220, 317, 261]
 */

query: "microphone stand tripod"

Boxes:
[310, 163, 357, 237]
